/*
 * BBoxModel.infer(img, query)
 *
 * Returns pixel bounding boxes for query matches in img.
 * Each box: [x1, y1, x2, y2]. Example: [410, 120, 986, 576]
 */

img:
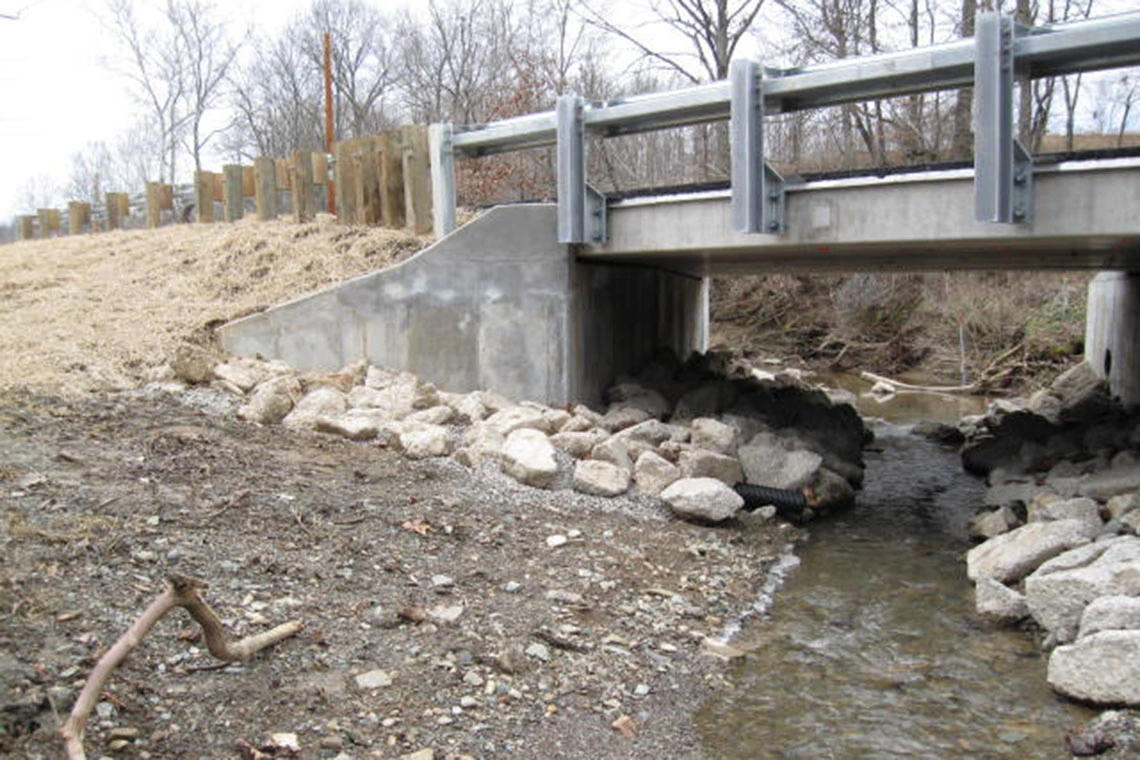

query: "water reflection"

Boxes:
[696, 428, 1092, 759]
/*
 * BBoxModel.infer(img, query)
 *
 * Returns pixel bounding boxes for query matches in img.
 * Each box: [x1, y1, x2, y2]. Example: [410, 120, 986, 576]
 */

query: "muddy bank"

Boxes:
[0, 390, 799, 759]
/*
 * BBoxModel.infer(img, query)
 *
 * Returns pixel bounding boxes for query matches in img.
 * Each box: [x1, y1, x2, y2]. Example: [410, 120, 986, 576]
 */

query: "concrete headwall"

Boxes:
[1086, 271, 1140, 409]
[219, 204, 706, 406]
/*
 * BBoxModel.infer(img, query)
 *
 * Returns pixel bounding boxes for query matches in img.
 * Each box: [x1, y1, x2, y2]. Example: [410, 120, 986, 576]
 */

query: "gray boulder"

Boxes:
[572, 460, 631, 497]
[238, 375, 301, 425]
[1106, 493, 1140, 521]
[283, 387, 348, 430]
[550, 430, 608, 458]
[690, 418, 737, 455]
[1027, 496, 1103, 529]
[660, 478, 744, 523]
[968, 506, 1018, 541]
[591, 436, 633, 471]
[966, 518, 1101, 584]
[500, 429, 559, 488]
[975, 575, 1030, 624]
[599, 406, 652, 432]
[1080, 464, 1140, 502]
[634, 451, 681, 496]
[400, 424, 449, 459]
[1047, 630, 1140, 706]
[678, 449, 743, 486]
[1078, 595, 1140, 640]
[738, 441, 822, 491]
[1024, 537, 1140, 643]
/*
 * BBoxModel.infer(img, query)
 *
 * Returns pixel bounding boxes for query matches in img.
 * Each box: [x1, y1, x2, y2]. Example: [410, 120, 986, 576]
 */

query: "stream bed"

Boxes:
[696, 423, 1095, 759]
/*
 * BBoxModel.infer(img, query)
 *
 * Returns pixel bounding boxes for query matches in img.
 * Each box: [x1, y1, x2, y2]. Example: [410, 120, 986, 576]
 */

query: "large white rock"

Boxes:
[1024, 537, 1140, 642]
[613, 419, 678, 446]
[967, 506, 1018, 541]
[400, 424, 449, 459]
[500, 429, 559, 488]
[572, 460, 631, 497]
[1047, 630, 1140, 706]
[737, 444, 822, 491]
[1079, 463, 1140, 502]
[482, 406, 549, 437]
[974, 575, 1029, 624]
[965, 518, 1101, 584]
[690, 418, 737, 455]
[591, 436, 633, 471]
[599, 406, 652, 432]
[1078, 595, 1140, 640]
[446, 392, 488, 424]
[1027, 496, 1102, 528]
[405, 405, 454, 426]
[282, 387, 348, 430]
[660, 478, 743, 522]
[238, 375, 301, 425]
[315, 413, 382, 441]
[679, 449, 743, 486]
[213, 359, 266, 392]
[1106, 493, 1140, 521]
[550, 430, 608, 458]
[634, 451, 681, 496]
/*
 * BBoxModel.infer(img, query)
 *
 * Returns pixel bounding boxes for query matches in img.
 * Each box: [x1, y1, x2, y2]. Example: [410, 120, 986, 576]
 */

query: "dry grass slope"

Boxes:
[0, 216, 427, 397]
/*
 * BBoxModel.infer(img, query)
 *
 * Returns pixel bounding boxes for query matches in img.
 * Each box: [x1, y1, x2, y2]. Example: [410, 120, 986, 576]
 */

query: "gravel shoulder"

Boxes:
[1, 389, 798, 759]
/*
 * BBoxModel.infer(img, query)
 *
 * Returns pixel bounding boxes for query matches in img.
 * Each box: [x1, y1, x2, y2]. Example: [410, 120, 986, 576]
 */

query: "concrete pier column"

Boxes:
[1086, 271, 1140, 409]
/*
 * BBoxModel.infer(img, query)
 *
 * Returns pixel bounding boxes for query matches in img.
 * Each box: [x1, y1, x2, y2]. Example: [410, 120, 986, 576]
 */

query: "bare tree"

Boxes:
[225, 33, 325, 159]
[296, 0, 401, 139]
[578, 0, 768, 83]
[16, 174, 60, 214]
[170, 0, 244, 172]
[102, 0, 187, 184]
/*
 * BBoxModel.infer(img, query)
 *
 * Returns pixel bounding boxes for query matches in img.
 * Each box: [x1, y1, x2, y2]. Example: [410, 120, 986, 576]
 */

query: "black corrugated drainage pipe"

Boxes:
[734, 483, 809, 521]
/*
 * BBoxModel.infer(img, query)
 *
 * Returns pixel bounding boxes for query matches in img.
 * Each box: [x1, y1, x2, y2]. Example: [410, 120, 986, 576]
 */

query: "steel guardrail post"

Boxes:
[557, 95, 587, 244]
[430, 123, 457, 239]
[975, 12, 1033, 224]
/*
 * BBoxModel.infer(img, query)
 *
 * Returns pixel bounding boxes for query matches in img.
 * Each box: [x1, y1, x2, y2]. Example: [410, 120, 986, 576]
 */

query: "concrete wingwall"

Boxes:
[219, 204, 706, 407]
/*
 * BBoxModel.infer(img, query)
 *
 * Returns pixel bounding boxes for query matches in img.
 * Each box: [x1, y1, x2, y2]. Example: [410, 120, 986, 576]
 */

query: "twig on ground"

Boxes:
[60, 574, 302, 760]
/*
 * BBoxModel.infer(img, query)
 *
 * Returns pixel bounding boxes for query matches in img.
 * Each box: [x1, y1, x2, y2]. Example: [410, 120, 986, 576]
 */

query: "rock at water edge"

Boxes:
[1047, 630, 1140, 706]
[965, 518, 1100, 584]
[974, 575, 1029, 624]
[661, 478, 743, 523]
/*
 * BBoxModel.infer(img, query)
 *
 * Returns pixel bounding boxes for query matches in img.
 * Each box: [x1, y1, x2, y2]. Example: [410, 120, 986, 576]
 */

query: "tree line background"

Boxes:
[5, 0, 1139, 228]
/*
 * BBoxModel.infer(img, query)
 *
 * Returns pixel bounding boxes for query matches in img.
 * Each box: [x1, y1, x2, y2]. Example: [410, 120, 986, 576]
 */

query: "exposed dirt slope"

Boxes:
[0, 218, 426, 397]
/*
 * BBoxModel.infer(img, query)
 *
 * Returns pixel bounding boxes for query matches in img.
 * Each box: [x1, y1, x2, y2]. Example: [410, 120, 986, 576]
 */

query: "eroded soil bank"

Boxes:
[0, 389, 797, 759]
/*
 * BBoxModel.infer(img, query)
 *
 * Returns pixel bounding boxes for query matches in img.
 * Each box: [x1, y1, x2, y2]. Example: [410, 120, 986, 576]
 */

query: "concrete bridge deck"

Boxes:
[585, 157, 1140, 274]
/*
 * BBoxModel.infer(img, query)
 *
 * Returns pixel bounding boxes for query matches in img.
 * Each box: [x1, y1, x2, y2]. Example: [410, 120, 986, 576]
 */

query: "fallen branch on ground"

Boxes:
[60, 574, 303, 760]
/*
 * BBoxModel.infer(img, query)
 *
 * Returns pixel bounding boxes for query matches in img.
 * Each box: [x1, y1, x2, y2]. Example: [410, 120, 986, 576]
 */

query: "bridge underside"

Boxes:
[221, 159, 1140, 407]
[584, 158, 1140, 274]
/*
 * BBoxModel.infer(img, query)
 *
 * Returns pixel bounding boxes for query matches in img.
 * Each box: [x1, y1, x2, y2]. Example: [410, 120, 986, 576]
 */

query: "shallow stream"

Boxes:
[696, 422, 1095, 759]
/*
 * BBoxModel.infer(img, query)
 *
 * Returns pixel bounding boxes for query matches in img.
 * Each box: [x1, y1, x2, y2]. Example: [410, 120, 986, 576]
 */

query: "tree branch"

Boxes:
[60, 574, 302, 760]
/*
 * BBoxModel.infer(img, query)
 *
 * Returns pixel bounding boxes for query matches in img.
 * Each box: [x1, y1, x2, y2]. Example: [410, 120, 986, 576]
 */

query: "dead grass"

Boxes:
[0, 215, 427, 397]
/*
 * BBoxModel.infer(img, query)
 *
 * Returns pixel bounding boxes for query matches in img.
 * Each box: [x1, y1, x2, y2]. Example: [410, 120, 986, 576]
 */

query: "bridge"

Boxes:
[221, 12, 1140, 408]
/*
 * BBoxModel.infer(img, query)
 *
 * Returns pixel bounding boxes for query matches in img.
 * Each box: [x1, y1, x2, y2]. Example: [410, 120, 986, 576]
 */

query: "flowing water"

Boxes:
[696, 422, 1095, 759]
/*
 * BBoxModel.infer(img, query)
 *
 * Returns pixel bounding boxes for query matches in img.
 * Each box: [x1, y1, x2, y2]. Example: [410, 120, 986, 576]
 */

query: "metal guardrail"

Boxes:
[429, 11, 1140, 243]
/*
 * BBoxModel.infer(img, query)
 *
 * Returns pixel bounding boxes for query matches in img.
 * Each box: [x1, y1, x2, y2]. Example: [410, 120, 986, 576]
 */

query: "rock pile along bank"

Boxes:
[957, 361, 1140, 756]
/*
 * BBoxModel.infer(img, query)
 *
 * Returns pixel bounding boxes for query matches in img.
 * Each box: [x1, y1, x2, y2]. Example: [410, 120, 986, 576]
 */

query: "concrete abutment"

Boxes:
[1086, 271, 1140, 409]
[218, 204, 706, 407]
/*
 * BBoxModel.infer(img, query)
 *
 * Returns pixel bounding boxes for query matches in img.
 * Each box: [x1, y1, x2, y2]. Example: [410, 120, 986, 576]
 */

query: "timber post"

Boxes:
[291, 150, 314, 223]
[194, 171, 215, 223]
[223, 164, 244, 222]
[401, 125, 433, 234]
[254, 157, 278, 221]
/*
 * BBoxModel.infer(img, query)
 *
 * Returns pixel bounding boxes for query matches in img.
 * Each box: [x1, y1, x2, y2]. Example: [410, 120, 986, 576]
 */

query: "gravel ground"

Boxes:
[0, 388, 799, 759]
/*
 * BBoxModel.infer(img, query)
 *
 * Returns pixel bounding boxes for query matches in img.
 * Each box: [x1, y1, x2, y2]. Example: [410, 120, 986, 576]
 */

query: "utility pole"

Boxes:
[323, 32, 336, 216]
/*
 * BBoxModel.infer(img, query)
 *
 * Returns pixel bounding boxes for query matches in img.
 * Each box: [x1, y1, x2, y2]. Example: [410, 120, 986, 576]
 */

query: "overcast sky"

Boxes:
[0, 0, 330, 219]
